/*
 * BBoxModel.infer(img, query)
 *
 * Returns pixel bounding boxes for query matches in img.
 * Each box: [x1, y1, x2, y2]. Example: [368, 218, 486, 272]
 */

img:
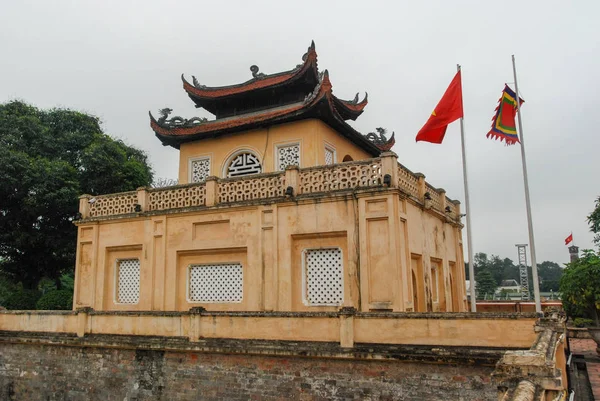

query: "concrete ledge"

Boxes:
[0, 310, 539, 348]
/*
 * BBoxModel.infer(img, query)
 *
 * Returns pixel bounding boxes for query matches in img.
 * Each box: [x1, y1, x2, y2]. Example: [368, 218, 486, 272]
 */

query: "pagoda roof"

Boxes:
[182, 42, 319, 114]
[150, 71, 391, 155]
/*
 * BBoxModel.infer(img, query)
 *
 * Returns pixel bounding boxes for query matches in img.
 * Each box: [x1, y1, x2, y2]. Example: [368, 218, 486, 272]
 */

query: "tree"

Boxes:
[475, 268, 497, 299]
[589, 196, 600, 248]
[560, 250, 600, 325]
[537, 261, 563, 292]
[0, 101, 153, 289]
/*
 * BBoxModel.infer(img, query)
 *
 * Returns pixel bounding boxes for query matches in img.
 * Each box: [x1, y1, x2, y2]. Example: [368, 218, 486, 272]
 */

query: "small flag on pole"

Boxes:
[565, 233, 573, 245]
[487, 85, 524, 145]
[415, 71, 463, 144]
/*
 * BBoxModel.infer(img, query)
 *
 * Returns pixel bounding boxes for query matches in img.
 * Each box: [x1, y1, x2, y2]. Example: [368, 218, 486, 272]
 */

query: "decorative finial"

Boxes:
[250, 65, 266, 79]
[154, 108, 207, 128]
[365, 128, 395, 151]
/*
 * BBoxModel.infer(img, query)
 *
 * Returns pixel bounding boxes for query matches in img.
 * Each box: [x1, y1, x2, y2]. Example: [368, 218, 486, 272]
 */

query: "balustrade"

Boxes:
[79, 155, 460, 220]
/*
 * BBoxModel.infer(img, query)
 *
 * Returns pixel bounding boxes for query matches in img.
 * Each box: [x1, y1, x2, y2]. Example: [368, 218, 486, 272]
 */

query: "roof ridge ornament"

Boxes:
[250, 65, 266, 79]
[365, 127, 395, 151]
[297, 40, 317, 68]
[191, 75, 206, 89]
[155, 108, 208, 128]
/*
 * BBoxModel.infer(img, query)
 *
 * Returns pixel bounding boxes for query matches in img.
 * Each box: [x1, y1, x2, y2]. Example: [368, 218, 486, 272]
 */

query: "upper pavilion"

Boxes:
[149, 41, 395, 184]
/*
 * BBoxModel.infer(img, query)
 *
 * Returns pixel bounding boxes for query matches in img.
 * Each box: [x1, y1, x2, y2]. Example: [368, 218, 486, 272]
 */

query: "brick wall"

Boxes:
[0, 336, 499, 401]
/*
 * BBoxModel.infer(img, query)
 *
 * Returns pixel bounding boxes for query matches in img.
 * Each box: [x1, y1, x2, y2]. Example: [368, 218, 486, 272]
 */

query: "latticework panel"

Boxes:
[304, 248, 343, 306]
[117, 259, 140, 304]
[299, 160, 382, 194]
[188, 264, 243, 303]
[325, 148, 334, 165]
[89, 192, 137, 217]
[445, 197, 457, 217]
[148, 184, 206, 211]
[191, 158, 210, 183]
[397, 164, 420, 198]
[218, 174, 285, 204]
[277, 144, 300, 171]
[227, 152, 262, 177]
[426, 184, 443, 211]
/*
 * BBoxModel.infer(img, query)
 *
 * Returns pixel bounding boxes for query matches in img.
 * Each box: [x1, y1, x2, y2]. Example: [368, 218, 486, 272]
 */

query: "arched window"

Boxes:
[225, 151, 262, 178]
[342, 155, 353, 162]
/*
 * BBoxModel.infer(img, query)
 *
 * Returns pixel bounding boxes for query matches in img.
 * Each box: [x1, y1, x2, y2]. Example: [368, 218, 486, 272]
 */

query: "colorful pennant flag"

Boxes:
[486, 85, 524, 145]
[565, 233, 573, 246]
[415, 71, 463, 144]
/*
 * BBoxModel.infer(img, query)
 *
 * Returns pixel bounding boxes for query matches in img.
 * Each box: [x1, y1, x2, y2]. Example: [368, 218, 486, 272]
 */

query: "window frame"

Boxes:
[188, 155, 212, 183]
[114, 258, 141, 305]
[301, 247, 344, 307]
[274, 141, 301, 171]
[186, 262, 244, 304]
[324, 142, 337, 165]
[222, 149, 263, 178]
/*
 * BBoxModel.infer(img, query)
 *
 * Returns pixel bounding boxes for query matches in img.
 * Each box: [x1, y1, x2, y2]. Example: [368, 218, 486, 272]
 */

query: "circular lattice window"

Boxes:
[226, 152, 262, 178]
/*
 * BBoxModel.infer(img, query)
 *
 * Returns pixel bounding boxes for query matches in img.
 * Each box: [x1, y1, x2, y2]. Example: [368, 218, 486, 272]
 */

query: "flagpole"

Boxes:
[512, 55, 542, 314]
[457, 64, 477, 312]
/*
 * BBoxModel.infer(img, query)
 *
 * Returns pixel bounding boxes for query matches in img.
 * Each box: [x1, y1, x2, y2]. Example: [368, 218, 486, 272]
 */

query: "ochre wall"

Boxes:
[73, 190, 466, 313]
[177, 119, 372, 183]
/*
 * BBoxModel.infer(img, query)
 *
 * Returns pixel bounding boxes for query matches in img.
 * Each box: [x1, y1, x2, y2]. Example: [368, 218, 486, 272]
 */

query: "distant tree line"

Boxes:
[465, 252, 564, 299]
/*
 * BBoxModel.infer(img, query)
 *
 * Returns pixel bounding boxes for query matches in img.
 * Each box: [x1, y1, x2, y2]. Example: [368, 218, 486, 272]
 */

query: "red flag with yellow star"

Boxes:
[416, 71, 463, 144]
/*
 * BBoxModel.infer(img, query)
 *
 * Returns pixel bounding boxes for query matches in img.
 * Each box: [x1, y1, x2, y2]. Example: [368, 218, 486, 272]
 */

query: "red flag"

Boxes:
[416, 71, 464, 144]
[565, 233, 573, 245]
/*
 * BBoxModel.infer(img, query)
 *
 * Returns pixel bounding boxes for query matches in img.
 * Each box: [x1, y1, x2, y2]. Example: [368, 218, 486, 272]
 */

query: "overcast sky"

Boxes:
[1, 0, 598, 266]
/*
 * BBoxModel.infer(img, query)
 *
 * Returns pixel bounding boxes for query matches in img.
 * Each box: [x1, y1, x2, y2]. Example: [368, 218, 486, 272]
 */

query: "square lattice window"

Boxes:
[191, 157, 210, 183]
[116, 259, 140, 304]
[277, 144, 300, 171]
[325, 147, 335, 165]
[188, 264, 243, 303]
[303, 248, 343, 306]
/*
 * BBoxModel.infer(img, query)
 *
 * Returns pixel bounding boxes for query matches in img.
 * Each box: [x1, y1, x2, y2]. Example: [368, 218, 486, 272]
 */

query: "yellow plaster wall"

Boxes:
[0, 311, 538, 350]
[73, 191, 465, 313]
[353, 317, 538, 348]
[177, 119, 373, 183]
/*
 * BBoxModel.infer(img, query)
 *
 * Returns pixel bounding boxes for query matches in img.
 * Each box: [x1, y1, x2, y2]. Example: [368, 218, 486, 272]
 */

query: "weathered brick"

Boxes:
[0, 341, 499, 400]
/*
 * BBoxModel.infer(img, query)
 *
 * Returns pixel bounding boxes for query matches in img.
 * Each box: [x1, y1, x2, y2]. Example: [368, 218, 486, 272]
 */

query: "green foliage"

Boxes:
[475, 268, 497, 299]
[59, 272, 74, 292]
[589, 196, 600, 248]
[0, 101, 153, 289]
[0, 275, 17, 307]
[35, 289, 73, 310]
[3, 289, 41, 310]
[559, 249, 600, 325]
[572, 318, 594, 328]
[538, 261, 563, 292]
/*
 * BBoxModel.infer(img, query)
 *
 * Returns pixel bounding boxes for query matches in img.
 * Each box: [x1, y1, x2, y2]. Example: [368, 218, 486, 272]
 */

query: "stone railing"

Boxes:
[88, 191, 137, 217]
[78, 152, 461, 221]
[426, 183, 443, 211]
[218, 172, 285, 204]
[299, 159, 382, 194]
[397, 162, 420, 198]
[148, 183, 207, 211]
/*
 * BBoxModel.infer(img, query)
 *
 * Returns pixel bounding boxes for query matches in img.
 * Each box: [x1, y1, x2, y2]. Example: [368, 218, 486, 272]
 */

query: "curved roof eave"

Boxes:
[182, 41, 318, 100]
